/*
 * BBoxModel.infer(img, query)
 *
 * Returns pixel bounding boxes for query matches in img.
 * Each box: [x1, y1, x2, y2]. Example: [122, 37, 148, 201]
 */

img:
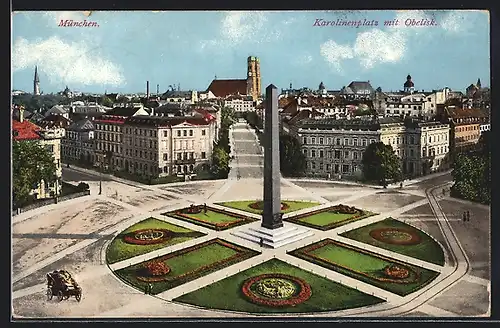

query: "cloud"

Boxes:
[293, 53, 314, 66]
[440, 11, 475, 33]
[319, 41, 354, 72]
[320, 10, 469, 72]
[12, 36, 125, 87]
[199, 11, 287, 51]
[354, 30, 406, 68]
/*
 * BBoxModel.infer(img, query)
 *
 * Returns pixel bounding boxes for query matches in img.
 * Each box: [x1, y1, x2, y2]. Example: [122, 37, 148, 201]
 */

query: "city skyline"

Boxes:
[12, 10, 490, 94]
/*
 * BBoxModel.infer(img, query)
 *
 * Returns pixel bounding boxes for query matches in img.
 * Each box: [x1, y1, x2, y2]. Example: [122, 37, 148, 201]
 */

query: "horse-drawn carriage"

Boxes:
[46, 270, 82, 302]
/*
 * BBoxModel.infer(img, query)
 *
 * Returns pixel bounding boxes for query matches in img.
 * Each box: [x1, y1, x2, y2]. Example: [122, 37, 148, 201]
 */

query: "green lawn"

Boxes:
[289, 240, 440, 296]
[106, 217, 206, 264]
[187, 210, 239, 223]
[114, 239, 259, 294]
[340, 218, 445, 266]
[218, 200, 321, 215]
[164, 207, 256, 231]
[174, 258, 384, 313]
[299, 212, 354, 226]
[286, 206, 376, 231]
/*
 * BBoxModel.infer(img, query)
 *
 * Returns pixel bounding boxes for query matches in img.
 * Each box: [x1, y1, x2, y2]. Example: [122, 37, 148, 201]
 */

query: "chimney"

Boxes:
[19, 106, 25, 123]
[157, 84, 159, 95]
[146, 81, 150, 98]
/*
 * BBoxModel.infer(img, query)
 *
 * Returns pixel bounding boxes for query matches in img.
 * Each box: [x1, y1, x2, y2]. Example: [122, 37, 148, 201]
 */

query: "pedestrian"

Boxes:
[400, 182, 403, 189]
[148, 283, 153, 295]
[462, 211, 467, 222]
[203, 203, 207, 214]
[259, 237, 264, 248]
[466, 210, 471, 222]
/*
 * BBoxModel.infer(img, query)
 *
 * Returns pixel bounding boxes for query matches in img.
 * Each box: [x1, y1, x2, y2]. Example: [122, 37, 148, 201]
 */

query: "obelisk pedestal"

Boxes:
[231, 84, 313, 248]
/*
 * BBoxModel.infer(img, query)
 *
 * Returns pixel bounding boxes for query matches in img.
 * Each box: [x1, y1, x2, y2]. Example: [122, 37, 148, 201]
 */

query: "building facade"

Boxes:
[224, 94, 255, 112]
[61, 119, 95, 164]
[121, 114, 217, 177]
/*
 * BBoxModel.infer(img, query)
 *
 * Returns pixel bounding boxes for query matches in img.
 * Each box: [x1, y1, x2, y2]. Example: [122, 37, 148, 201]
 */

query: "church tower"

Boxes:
[33, 66, 40, 96]
[477, 78, 482, 89]
[246, 56, 261, 101]
[403, 74, 414, 94]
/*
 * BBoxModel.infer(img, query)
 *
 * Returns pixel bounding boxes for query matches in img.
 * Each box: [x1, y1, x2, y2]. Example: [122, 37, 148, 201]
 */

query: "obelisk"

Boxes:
[262, 84, 283, 229]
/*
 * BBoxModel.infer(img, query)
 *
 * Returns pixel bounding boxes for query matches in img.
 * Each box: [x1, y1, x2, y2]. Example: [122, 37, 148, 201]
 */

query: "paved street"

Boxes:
[11, 123, 490, 318]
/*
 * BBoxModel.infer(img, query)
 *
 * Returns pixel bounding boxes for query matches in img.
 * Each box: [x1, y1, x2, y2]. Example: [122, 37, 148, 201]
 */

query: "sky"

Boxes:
[11, 10, 490, 95]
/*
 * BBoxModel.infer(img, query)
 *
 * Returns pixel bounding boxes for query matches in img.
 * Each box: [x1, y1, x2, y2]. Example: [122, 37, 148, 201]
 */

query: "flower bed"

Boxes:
[289, 239, 421, 285]
[285, 204, 375, 231]
[248, 201, 290, 211]
[369, 228, 422, 246]
[241, 274, 312, 307]
[122, 229, 173, 245]
[126, 239, 260, 289]
[164, 205, 257, 231]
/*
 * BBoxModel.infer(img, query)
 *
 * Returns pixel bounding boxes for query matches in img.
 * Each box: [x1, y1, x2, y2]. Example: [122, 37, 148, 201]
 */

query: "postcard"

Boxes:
[11, 10, 490, 319]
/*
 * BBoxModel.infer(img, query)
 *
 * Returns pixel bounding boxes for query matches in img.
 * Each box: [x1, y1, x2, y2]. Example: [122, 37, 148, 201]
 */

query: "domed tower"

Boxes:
[318, 81, 326, 95]
[404, 74, 414, 94]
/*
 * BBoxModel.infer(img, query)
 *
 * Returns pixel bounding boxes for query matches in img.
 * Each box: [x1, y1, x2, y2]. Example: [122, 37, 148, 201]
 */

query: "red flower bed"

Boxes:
[248, 201, 290, 211]
[369, 228, 422, 245]
[145, 260, 171, 276]
[122, 229, 173, 245]
[135, 239, 260, 284]
[290, 239, 420, 284]
[242, 274, 312, 307]
[384, 265, 410, 279]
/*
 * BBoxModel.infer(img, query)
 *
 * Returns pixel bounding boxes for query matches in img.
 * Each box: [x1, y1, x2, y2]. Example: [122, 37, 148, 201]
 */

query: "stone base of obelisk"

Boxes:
[231, 224, 314, 249]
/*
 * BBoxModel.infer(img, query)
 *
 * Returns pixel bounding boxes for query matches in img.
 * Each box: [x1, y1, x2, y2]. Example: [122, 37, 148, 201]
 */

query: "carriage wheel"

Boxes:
[46, 288, 53, 301]
[75, 289, 82, 302]
[63, 294, 70, 300]
[57, 290, 64, 302]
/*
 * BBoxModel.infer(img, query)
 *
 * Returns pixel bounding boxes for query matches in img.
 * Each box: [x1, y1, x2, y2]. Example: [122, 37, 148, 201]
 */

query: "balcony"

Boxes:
[174, 158, 196, 165]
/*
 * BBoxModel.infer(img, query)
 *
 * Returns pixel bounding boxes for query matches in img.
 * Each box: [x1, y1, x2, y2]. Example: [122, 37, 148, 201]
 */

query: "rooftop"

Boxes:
[12, 119, 42, 141]
[207, 79, 247, 98]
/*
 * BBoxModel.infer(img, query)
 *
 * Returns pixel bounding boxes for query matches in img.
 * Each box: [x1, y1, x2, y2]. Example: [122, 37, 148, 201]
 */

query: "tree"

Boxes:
[12, 141, 57, 207]
[210, 146, 230, 179]
[221, 106, 236, 130]
[279, 134, 306, 177]
[361, 142, 402, 186]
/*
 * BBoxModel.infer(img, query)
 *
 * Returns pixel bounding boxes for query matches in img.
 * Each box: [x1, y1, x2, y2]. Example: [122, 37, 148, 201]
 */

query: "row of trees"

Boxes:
[450, 131, 490, 205]
[12, 141, 57, 208]
[210, 107, 236, 179]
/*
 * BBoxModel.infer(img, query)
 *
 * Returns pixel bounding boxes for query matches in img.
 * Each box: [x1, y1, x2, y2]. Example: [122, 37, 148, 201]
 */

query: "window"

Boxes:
[311, 162, 316, 169]
[177, 130, 181, 137]
[201, 152, 206, 159]
[303, 137, 307, 144]
[353, 164, 357, 172]
[177, 153, 182, 160]
[303, 149, 308, 156]
[190, 152, 194, 159]
[319, 150, 324, 158]
[410, 149, 414, 158]
[319, 138, 324, 145]
[370, 139, 375, 144]
[353, 138, 358, 146]
[163, 131, 168, 137]
[334, 150, 341, 159]
[202, 130, 206, 136]
[326, 164, 331, 171]
[327, 138, 332, 144]
[311, 150, 316, 157]
[344, 138, 348, 145]
[362, 139, 367, 146]
[410, 136, 415, 144]
[319, 163, 324, 170]
[353, 152, 358, 160]
[344, 150, 349, 158]
[336, 138, 341, 146]
[189, 130, 193, 136]
[311, 137, 316, 144]
[163, 153, 168, 161]
[342, 164, 349, 173]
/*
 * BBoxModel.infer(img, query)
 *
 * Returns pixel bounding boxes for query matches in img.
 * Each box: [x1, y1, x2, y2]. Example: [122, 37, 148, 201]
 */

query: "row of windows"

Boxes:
[307, 162, 358, 174]
[97, 132, 122, 143]
[387, 104, 423, 110]
[422, 146, 448, 157]
[456, 135, 479, 143]
[96, 124, 121, 132]
[456, 125, 479, 132]
[303, 136, 377, 146]
[305, 149, 362, 161]
[98, 129, 207, 140]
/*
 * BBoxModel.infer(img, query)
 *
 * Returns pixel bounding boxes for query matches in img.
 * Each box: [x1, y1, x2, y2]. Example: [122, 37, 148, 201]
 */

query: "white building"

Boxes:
[61, 119, 95, 164]
[224, 94, 255, 112]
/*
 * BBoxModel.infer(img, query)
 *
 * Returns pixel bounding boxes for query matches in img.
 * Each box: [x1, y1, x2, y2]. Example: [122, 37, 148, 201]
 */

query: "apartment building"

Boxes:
[121, 114, 217, 177]
[224, 94, 255, 112]
[93, 106, 149, 170]
[61, 118, 95, 164]
[445, 107, 488, 159]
